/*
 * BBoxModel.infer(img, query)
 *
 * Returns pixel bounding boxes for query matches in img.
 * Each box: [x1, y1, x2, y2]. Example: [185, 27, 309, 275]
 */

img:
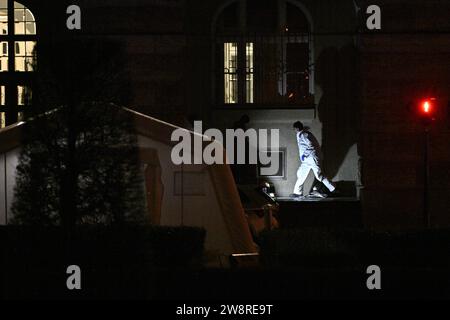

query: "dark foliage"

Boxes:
[11, 39, 146, 227]
[0, 225, 206, 299]
[259, 228, 450, 268]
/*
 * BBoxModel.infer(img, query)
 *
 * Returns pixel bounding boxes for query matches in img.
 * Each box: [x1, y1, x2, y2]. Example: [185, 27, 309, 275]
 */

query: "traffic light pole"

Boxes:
[423, 127, 430, 228]
[414, 98, 437, 228]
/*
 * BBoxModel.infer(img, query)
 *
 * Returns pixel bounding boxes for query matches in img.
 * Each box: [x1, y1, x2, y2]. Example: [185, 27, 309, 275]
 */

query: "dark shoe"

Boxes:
[289, 193, 303, 198]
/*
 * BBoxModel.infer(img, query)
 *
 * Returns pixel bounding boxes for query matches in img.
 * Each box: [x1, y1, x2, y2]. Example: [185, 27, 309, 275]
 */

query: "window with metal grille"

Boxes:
[0, 0, 36, 129]
[214, 0, 313, 108]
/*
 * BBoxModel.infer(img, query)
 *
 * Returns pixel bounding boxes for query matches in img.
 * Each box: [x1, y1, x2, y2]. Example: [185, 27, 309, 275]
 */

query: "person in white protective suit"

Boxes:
[291, 121, 336, 198]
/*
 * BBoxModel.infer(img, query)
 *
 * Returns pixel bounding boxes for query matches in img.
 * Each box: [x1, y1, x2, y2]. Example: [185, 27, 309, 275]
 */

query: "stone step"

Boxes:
[276, 197, 362, 228]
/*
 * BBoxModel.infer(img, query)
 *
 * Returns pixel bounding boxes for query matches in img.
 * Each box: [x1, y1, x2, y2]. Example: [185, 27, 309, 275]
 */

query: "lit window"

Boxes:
[16, 85, 31, 123]
[215, 1, 312, 107]
[17, 85, 31, 105]
[224, 42, 238, 104]
[0, 85, 5, 104]
[0, 0, 36, 128]
[223, 42, 254, 104]
[246, 43, 254, 104]
[0, 2, 7, 35]
[15, 40, 35, 71]
[0, 41, 7, 71]
[0, 85, 3, 127]
[14, 1, 36, 35]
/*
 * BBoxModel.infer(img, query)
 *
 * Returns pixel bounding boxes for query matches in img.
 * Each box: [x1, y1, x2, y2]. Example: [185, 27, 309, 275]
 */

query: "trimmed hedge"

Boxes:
[0, 225, 205, 267]
[259, 228, 450, 268]
[0, 225, 205, 299]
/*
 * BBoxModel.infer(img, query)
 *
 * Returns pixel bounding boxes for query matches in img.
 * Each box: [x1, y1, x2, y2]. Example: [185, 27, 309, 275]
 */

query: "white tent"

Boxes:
[0, 109, 257, 265]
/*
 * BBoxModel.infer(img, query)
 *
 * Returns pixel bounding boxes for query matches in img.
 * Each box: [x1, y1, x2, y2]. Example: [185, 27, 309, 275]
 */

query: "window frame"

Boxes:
[0, 0, 36, 128]
[212, 0, 315, 110]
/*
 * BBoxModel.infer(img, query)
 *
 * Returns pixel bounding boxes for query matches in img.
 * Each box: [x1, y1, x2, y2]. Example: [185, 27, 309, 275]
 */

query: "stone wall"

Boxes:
[15, 0, 449, 228]
[359, 0, 450, 229]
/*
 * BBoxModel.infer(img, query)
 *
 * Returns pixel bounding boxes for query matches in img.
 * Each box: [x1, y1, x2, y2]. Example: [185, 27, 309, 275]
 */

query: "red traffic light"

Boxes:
[422, 100, 431, 113]
[418, 98, 437, 120]
[420, 99, 434, 114]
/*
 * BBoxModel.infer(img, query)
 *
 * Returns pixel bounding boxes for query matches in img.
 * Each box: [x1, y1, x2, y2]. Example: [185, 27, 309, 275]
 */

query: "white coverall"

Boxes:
[293, 130, 335, 195]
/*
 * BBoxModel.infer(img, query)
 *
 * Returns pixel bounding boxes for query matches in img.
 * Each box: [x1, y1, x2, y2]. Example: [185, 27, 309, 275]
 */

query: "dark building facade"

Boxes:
[1, 0, 449, 229]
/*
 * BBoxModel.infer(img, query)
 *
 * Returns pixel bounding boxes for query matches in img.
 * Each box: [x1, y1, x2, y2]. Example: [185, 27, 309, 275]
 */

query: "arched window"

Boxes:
[0, 0, 36, 128]
[214, 0, 313, 108]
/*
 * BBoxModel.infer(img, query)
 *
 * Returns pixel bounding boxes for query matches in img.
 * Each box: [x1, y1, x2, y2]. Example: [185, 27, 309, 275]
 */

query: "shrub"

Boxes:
[0, 225, 206, 299]
[11, 39, 146, 228]
[1, 225, 205, 267]
[259, 228, 450, 268]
